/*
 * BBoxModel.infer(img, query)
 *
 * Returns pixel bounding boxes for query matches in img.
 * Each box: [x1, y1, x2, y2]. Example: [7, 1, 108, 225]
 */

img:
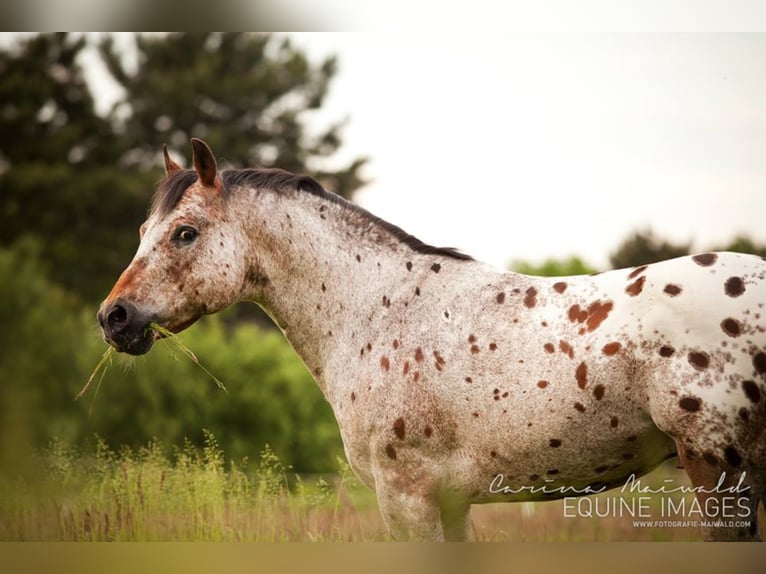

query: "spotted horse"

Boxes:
[98, 139, 766, 541]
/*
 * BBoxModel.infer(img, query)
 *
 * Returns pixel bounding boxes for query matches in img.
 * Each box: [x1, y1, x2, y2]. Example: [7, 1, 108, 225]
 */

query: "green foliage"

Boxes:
[0, 242, 343, 474]
[0, 33, 367, 303]
[713, 234, 766, 257]
[510, 256, 596, 277]
[609, 230, 691, 269]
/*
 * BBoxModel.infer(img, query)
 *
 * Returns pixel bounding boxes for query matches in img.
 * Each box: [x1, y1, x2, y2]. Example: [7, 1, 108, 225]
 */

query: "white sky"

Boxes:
[288, 34, 766, 270]
[81, 33, 766, 270]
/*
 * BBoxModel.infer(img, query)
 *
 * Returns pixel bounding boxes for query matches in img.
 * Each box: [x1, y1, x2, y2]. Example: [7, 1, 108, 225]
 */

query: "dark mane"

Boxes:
[151, 168, 473, 262]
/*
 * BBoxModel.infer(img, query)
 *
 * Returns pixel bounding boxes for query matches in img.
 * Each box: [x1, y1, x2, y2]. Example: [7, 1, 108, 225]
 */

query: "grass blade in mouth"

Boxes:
[149, 322, 228, 393]
[76, 346, 115, 414]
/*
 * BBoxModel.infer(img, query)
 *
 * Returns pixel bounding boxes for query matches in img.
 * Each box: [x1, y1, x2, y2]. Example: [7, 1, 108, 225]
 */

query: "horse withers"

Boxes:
[98, 139, 766, 541]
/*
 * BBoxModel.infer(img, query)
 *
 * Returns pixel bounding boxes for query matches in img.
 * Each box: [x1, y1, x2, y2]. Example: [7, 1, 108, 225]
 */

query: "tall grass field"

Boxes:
[0, 433, 703, 541]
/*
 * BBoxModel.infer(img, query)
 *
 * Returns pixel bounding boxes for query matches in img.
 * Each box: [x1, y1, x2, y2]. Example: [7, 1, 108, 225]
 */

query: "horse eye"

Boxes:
[173, 225, 198, 244]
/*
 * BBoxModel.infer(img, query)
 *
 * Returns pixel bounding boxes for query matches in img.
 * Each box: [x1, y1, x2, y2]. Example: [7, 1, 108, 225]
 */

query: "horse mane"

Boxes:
[151, 168, 473, 262]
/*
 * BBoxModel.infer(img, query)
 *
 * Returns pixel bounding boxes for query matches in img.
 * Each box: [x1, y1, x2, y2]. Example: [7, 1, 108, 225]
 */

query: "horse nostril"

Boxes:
[107, 303, 129, 331]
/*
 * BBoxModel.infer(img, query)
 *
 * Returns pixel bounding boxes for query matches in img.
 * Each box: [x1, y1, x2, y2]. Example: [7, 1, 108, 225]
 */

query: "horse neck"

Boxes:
[234, 187, 467, 394]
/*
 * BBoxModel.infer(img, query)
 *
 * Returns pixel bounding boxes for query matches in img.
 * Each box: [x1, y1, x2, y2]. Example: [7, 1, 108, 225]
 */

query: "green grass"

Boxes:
[0, 435, 703, 541]
[0, 432, 381, 542]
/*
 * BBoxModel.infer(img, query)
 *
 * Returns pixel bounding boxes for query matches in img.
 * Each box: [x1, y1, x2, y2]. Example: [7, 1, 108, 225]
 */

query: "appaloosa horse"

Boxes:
[98, 139, 766, 541]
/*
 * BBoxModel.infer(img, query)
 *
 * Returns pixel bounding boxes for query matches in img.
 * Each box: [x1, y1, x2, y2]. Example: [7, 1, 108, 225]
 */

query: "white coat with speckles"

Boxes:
[99, 140, 766, 541]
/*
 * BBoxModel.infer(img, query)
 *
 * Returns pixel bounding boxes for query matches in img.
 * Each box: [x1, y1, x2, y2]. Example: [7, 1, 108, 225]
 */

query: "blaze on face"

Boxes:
[97, 139, 247, 355]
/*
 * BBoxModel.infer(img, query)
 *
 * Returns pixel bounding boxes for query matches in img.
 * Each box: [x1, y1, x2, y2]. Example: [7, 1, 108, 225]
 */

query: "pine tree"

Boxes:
[99, 33, 366, 199]
[1, 33, 367, 302]
[0, 33, 147, 301]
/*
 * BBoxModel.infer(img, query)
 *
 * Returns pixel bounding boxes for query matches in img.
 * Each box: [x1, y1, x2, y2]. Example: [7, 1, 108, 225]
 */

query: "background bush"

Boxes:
[0, 242, 343, 474]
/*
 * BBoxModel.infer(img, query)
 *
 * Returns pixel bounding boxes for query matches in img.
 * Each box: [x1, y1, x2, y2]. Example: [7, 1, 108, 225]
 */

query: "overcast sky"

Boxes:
[85, 33, 766, 270]
[287, 34, 766, 270]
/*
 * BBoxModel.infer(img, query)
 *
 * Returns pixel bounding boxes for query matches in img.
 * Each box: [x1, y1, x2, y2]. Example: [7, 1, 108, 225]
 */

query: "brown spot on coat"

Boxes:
[659, 345, 675, 358]
[610, 416, 619, 428]
[403, 361, 411, 375]
[664, 284, 682, 296]
[537, 380, 548, 389]
[380, 356, 390, 372]
[560, 341, 574, 359]
[679, 397, 701, 412]
[553, 281, 567, 294]
[703, 452, 718, 466]
[414, 347, 424, 363]
[628, 265, 648, 279]
[575, 362, 588, 389]
[625, 276, 646, 297]
[688, 351, 710, 371]
[393, 417, 406, 440]
[406, 261, 413, 271]
[568, 304, 588, 323]
[549, 439, 562, 448]
[574, 402, 586, 412]
[724, 446, 742, 467]
[468, 334, 477, 343]
[424, 425, 433, 437]
[742, 380, 761, 403]
[524, 287, 538, 308]
[593, 384, 605, 400]
[693, 253, 718, 266]
[489, 342, 497, 351]
[568, 301, 614, 332]
[754, 352, 766, 374]
[725, 276, 745, 297]
[351, 392, 356, 402]
[393, 339, 400, 349]
[496, 292, 506, 304]
[602, 342, 621, 356]
[431, 263, 441, 273]
[544, 343, 555, 354]
[470, 345, 480, 354]
[385, 444, 397, 459]
[433, 350, 446, 371]
[721, 318, 741, 338]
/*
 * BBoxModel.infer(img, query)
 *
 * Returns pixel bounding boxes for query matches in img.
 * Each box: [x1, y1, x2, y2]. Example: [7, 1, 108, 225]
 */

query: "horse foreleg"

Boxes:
[676, 442, 759, 541]
[375, 485, 445, 541]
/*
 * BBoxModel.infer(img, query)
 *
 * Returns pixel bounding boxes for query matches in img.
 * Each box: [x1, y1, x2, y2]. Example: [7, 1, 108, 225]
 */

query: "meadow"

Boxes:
[0, 434, 703, 542]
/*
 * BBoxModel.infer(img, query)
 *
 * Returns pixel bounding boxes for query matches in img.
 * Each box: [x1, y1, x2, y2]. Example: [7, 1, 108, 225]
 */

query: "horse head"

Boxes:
[98, 139, 250, 355]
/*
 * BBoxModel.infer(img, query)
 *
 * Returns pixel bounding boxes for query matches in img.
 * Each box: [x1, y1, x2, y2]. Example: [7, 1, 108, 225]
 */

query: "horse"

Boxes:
[98, 138, 766, 541]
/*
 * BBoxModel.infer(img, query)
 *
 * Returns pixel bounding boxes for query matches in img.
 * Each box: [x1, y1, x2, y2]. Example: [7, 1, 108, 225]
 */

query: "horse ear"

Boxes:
[191, 138, 219, 187]
[162, 144, 182, 176]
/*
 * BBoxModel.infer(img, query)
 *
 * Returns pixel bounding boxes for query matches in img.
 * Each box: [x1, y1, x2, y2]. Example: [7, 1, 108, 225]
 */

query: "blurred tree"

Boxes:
[1, 33, 367, 303]
[510, 256, 596, 277]
[0, 33, 147, 302]
[713, 234, 766, 257]
[608, 230, 691, 269]
[99, 32, 367, 199]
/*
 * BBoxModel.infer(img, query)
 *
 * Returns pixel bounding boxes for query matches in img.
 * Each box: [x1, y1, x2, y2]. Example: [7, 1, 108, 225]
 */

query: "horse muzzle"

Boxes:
[97, 298, 156, 355]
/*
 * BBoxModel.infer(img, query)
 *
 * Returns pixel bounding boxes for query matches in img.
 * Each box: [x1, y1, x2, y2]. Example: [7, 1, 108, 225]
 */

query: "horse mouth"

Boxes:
[106, 327, 157, 356]
[102, 317, 200, 355]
